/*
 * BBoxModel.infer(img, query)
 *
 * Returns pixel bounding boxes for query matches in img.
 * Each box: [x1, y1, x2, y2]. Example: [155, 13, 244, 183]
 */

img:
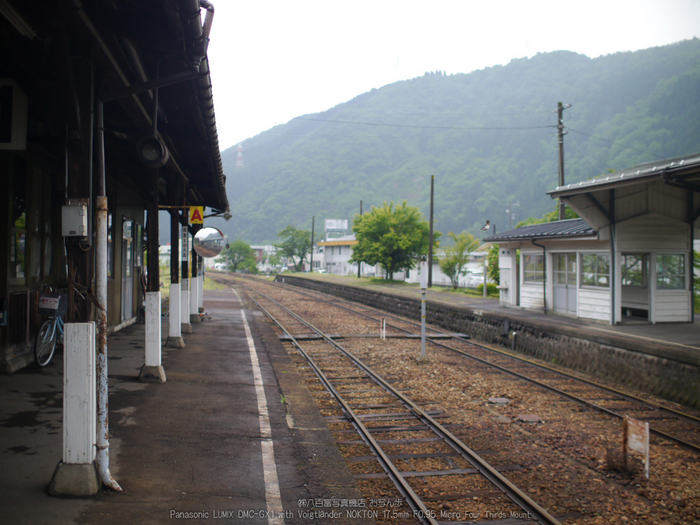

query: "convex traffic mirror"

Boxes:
[193, 227, 226, 258]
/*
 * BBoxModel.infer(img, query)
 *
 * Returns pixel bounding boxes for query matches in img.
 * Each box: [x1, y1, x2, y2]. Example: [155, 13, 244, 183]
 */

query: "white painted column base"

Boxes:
[48, 323, 99, 496]
[190, 275, 201, 324]
[167, 283, 185, 348]
[139, 292, 166, 383]
[181, 278, 192, 333]
[198, 274, 204, 313]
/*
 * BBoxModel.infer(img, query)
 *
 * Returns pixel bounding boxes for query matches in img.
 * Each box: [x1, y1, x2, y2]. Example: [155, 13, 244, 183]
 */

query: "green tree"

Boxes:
[438, 231, 480, 289]
[486, 244, 500, 285]
[276, 225, 312, 272]
[350, 201, 439, 280]
[224, 240, 258, 273]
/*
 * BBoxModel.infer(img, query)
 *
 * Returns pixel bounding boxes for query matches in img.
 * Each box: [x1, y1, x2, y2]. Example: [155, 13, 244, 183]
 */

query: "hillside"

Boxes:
[215, 39, 700, 244]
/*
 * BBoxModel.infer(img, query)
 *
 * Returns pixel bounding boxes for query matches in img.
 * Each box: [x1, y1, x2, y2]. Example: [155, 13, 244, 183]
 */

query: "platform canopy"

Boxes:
[0, 0, 229, 213]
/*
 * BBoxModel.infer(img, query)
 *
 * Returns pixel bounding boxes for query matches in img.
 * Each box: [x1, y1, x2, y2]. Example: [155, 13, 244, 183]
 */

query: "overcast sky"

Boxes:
[206, 0, 700, 153]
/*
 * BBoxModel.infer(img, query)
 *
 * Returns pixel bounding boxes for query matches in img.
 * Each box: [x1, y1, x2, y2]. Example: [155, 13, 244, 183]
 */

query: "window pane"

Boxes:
[657, 254, 685, 290]
[582, 272, 595, 286]
[581, 253, 610, 288]
[582, 255, 596, 274]
[553, 254, 565, 272]
[597, 254, 610, 275]
[523, 254, 543, 283]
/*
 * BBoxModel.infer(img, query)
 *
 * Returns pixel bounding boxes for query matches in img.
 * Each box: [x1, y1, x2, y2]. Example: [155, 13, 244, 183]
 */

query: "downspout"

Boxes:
[531, 238, 547, 314]
[95, 100, 122, 491]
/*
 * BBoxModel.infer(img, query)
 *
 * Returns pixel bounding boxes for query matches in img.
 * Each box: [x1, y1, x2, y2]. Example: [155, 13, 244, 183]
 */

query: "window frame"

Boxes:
[581, 253, 610, 289]
[656, 253, 686, 291]
[522, 253, 544, 283]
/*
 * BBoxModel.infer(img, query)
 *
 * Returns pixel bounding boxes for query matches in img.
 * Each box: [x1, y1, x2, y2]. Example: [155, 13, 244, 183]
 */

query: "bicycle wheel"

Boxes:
[35, 318, 57, 367]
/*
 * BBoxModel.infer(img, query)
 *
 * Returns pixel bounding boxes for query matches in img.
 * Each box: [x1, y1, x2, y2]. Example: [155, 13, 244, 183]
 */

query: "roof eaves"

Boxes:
[548, 153, 700, 198]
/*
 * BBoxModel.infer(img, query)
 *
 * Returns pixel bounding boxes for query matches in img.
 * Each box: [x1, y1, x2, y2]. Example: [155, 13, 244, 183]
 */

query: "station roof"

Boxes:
[1, 0, 229, 213]
[548, 152, 700, 199]
[484, 218, 596, 243]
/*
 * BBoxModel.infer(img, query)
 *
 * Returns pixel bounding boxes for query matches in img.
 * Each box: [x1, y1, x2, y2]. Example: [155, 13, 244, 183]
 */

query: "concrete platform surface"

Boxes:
[0, 288, 370, 525]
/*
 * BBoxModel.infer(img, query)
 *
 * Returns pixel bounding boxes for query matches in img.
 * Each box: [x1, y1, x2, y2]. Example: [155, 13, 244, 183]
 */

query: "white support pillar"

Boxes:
[139, 292, 166, 383]
[181, 278, 192, 333]
[198, 274, 204, 312]
[190, 274, 201, 323]
[167, 283, 185, 348]
[48, 322, 99, 496]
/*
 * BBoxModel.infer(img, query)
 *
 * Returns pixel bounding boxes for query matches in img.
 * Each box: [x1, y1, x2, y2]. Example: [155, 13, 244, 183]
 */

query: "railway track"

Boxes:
[247, 286, 562, 525]
[206, 273, 700, 522]
[228, 275, 700, 456]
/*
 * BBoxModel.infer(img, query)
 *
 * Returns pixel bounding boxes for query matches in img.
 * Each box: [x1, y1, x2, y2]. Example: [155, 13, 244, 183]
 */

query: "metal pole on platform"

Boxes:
[420, 257, 427, 360]
[428, 175, 434, 288]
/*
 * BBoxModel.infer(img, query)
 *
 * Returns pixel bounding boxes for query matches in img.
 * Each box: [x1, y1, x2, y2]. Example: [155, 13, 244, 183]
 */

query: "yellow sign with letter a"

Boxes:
[189, 206, 204, 224]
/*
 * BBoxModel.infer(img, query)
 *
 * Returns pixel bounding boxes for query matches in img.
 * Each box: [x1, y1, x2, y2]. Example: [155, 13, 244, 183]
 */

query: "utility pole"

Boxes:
[557, 101, 571, 220]
[428, 175, 434, 288]
[310, 216, 314, 272]
[357, 201, 362, 278]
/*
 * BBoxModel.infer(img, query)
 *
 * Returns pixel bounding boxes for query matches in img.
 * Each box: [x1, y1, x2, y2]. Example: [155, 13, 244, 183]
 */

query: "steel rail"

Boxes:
[273, 279, 700, 423]
[248, 288, 562, 525]
[247, 295, 439, 525]
[254, 278, 700, 452]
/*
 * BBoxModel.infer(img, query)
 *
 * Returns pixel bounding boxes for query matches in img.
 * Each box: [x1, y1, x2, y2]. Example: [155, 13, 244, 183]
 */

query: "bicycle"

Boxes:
[35, 290, 66, 367]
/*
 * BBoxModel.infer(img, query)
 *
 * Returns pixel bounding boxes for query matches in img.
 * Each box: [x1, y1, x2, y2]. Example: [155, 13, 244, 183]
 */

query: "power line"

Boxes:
[293, 116, 555, 131]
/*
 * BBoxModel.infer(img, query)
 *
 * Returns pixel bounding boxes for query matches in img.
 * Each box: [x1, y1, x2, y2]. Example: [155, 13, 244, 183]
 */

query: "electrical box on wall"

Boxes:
[62, 204, 88, 237]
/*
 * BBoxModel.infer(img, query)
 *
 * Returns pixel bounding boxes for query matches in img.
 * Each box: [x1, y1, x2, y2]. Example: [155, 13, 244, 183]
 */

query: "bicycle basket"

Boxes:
[38, 293, 67, 317]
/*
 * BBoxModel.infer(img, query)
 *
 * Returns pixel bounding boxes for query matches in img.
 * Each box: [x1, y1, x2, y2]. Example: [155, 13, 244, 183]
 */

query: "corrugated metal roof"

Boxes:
[548, 152, 700, 198]
[484, 218, 596, 242]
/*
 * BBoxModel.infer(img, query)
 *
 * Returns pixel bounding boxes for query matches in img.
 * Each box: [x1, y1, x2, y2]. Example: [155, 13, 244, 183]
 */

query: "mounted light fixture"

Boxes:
[137, 135, 169, 168]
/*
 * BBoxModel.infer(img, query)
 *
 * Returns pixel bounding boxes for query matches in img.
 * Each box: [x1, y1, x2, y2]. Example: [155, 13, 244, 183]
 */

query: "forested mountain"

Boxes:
[216, 39, 700, 244]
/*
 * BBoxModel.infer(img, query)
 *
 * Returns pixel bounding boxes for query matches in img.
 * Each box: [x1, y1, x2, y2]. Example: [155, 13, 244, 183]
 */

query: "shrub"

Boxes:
[476, 283, 499, 296]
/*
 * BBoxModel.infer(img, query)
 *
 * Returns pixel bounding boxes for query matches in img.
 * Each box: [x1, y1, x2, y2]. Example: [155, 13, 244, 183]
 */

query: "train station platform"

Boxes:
[0, 288, 369, 525]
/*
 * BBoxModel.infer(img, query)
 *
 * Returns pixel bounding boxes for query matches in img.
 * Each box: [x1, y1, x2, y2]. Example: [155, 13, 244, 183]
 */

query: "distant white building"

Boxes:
[404, 252, 487, 288]
[317, 234, 358, 275]
[316, 234, 379, 276]
[250, 245, 278, 273]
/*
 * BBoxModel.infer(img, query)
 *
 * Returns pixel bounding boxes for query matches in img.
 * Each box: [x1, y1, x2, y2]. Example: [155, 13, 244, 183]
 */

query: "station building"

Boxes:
[0, 0, 229, 372]
[488, 153, 700, 325]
